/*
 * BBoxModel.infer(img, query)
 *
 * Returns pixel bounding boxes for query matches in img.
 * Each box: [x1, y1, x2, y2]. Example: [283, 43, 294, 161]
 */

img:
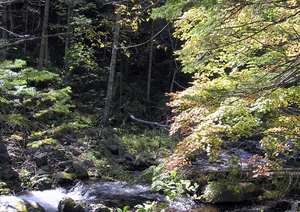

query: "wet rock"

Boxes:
[4, 199, 45, 212]
[58, 197, 85, 212]
[202, 180, 258, 203]
[73, 162, 89, 179]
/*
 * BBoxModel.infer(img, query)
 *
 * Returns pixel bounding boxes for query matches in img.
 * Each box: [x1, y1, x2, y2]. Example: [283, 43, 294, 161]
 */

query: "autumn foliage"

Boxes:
[154, 0, 300, 170]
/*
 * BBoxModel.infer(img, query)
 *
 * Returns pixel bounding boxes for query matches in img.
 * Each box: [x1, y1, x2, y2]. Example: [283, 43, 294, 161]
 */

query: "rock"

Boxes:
[40, 164, 55, 173]
[58, 197, 85, 212]
[31, 174, 52, 191]
[0, 141, 7, 153]
[117, 145, 124, 156]
[64, 165, 75, 173]
[52, 150, 65, 159]
[0, 164, 19, 180]
[34, 153, 48, 167]
[0, 141, 10, 162]
[57, 160, 73, 171]
[84, 160, 95, 168]
[73, 162, 89, 179]
[56, 171, 77, 184]
[202, 180, 258, 203]
[124, 153, 135, 161]
[69, 147, 81, 156]
[4, 199, 45, 212]
[106, 145, 118, 155]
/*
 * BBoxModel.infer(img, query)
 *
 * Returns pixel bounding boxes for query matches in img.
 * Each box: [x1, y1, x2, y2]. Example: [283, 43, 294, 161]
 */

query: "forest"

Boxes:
[1, 0, 300, 211]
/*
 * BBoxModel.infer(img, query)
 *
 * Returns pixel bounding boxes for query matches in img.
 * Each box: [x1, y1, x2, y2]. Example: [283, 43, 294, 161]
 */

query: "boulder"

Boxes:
[202, 180, 258, 203]
[58, 197, 85, 212]
[56, 172, 77, 184]
[0, 164, 19, 180]
[106, 145, 118, 155]
[3, 199, 45, 212]
[34, 153, 48, 167]
[0, 141, 10, 162]
[57, 160, 73, 171]
[73, 162, 89, 179]
[84, 160, 95, 168]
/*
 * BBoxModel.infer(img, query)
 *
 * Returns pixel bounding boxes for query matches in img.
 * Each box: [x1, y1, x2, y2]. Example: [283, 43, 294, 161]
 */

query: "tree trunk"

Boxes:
[103, 9, 121, 125]
[64, 2, 74, 83]
[0, 6, 8, 61]
[23, 2, 28, 57]
[147, 20, 154, 102]
[168, 25, 180, 93]
[38, 0, 50, 71]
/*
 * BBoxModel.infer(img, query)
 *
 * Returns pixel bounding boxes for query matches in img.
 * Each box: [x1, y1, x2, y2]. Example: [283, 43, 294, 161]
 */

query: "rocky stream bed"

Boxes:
[1, 132, 300, 211]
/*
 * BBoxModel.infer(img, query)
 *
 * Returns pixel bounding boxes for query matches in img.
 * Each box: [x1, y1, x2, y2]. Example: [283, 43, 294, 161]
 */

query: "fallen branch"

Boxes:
[129, 113, 170, 129]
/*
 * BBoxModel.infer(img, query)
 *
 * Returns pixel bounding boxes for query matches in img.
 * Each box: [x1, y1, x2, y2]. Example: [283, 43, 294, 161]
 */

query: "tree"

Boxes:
[147, 20, 154, 101]
[153, 0, 300, 170]
[38, 0, 50, 71]
[103, 3, 122, 125]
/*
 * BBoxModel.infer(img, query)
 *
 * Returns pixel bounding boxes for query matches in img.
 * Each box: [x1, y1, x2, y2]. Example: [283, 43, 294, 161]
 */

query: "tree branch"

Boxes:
[129, 113, 170, 129]
[0, 32, 72, 50]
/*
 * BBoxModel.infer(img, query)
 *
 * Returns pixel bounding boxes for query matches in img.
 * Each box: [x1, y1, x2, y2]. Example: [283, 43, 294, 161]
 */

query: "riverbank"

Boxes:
[1, 127, 300, 211]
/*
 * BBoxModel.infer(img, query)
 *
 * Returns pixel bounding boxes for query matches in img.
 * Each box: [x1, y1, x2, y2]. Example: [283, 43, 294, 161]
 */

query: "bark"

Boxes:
[147, 20, 154, 101]
[64, 2, 74, 83]
[103, 9, 121, 125]
[129, 114, 169, 129]
[0, 5, 8, 61]
[23, 2, 28, 56]
[0, 32, 72, 50]
[38, 0, 50, 71]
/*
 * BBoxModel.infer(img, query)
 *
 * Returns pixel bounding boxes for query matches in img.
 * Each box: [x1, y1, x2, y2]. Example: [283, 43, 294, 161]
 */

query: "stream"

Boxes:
[0, 180, 299, 212]
[0, 181, 199, 212]
[1, 139, 300, 211]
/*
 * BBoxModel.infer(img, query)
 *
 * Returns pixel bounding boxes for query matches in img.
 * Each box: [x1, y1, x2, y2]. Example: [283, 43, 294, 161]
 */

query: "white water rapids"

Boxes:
[0, 181, 197, 212]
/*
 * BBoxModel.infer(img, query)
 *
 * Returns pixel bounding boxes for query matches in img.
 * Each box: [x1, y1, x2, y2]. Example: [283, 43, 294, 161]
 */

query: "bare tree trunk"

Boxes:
[38, 0, 50, 71]
[147, 20, 154, 102]
[44, 34, 49, 67]
[103, 9, 121, 125]
[23, 2, 28, 57]
[64, 2, 74, 83]
[0, 6, 8, 61]
[168, 25, 180, 93]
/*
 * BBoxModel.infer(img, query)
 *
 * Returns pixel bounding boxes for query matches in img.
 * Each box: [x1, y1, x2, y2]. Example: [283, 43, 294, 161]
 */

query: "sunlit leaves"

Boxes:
[157, 0, 300, 170]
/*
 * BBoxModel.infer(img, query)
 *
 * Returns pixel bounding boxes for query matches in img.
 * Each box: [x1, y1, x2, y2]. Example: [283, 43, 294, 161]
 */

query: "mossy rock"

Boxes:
[202, 180, 258, 203]
[58, 197, 85, 212]
[56, 172, 77, 184]
[5, 199, 45, 212]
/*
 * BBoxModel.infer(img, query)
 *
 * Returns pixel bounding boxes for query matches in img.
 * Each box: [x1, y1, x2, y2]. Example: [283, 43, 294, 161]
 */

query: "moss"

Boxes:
[202, 180, 258, 202]
[63, 172, 77, 180]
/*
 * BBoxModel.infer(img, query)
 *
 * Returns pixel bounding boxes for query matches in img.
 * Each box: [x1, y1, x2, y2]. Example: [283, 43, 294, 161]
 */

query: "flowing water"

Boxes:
[0, 181, 200, 212]
[1, 181, 299, 212]
[1, 140, 299, 211]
